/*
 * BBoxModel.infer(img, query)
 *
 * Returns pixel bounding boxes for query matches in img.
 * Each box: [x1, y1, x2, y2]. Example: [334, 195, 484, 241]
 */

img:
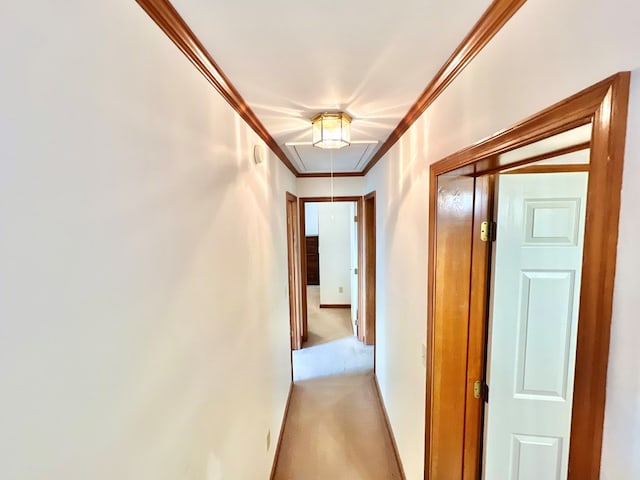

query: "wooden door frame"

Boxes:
[425, 72, 630, 479]
[363, 192, 377, 347]
[298, 196, 365, 344]
[285, 192, 302, 359]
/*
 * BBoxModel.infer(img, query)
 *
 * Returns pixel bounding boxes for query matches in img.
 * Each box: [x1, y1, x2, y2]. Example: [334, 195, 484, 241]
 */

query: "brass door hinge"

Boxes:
[473, 380, 489, 403]
[473, 380, 482, 399]
[480, 220, 497, 242]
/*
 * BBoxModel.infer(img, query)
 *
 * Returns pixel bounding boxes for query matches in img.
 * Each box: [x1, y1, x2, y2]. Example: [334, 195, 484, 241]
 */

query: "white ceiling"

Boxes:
[172, 0, 492, 173]
[285, 142, 378, 173]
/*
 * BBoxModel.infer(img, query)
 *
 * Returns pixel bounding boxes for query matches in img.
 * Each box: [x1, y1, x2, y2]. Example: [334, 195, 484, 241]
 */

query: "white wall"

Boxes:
[318, 203, 353, 305]
[0, 3, 294, 479]
[365, 0, 640, 478]
[305, 203, 319, 236]
[296, 176, 365, 198]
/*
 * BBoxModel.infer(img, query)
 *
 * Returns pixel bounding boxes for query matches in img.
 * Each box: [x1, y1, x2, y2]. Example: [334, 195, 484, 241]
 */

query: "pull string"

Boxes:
[330, 149, 334, 203]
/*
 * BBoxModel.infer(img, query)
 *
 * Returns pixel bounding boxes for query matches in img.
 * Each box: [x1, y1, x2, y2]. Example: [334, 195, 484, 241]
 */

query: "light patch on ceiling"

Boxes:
[285, 142, 378, 173]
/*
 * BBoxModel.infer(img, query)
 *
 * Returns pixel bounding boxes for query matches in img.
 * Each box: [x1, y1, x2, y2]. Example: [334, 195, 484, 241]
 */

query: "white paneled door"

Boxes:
[484, 172, 588, 480]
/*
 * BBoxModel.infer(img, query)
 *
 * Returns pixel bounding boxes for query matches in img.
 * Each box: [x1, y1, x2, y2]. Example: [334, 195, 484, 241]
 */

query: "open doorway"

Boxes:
[289, 195, 376, 382]
[424, 73, 629, 479]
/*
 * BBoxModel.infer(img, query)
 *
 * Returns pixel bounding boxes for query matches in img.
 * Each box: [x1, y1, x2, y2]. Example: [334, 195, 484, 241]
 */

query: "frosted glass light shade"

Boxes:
[311, 112, 351, 149]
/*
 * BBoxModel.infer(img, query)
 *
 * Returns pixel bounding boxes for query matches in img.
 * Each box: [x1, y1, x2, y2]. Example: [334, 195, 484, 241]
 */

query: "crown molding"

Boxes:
[362, 0, 527, 175]
[296, 172, 365, 178]
[135, 0, 299, 175]
[136, 0, 526, 178]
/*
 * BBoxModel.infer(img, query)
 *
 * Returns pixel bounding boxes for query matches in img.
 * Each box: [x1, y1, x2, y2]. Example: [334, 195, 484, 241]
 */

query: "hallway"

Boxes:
[4, 2, 640, 479]
[272, 372, 403, 480]
[274, 286, 396, 479]
[293, 286, 373, 382]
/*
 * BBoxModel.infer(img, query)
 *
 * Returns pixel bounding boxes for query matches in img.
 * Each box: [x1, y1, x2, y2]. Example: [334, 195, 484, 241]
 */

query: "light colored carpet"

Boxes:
[293, 286, 374, 382]
[272, 372, 403, 480]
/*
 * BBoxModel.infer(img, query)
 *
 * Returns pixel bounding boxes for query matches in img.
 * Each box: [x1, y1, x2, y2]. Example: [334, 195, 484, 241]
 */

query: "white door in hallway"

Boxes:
[350, 202, 359, 336]
[484, 172, 588, 480]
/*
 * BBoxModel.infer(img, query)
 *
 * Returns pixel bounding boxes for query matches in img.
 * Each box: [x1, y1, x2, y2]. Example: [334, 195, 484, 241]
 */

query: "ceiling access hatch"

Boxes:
[285, 141, 378, 173]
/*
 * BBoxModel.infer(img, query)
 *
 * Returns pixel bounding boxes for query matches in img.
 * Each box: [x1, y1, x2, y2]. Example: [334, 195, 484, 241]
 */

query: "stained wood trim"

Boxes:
[319, 304, 351, 309]
[424, 72, 631, 479]
[363, 0, 527, 175]
[364, 192, 377, 348]
[424, 168, 437, 479]
[299, 196, 364, 203]
[373, 375, 407, 479]
[462, 175, 494, 479]
[297, 172, 365, 178]
[427, 174, 476, 478]
[269, 382, 294, 480]
[572, 72, 630, 479]
[299, 196, 364, 344]
[429, 75, 626, 176]
[135, 0, 298, 175]
[285, 192, 302, 353]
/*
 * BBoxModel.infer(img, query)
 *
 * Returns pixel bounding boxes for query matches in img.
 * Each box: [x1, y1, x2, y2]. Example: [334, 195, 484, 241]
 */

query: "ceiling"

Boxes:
[171, 0, 493, 174]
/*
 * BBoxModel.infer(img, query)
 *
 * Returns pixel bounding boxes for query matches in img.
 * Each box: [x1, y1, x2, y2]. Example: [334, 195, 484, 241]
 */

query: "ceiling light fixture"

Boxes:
[311, 112, 351, 149]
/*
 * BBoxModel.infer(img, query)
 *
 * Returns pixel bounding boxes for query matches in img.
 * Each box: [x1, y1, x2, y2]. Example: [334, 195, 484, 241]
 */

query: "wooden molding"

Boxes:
[269, 382, 294, 480]
[363, 0, 527, 175]
[424, 72, 631, 479]
[135, 0, 298, 176]
[136, 0, 528, 178]
[285, 192, 303, 353]
[299, 196, 363, 203]
[319, 304, 351, 309]
[373, 375, 407, 479]
[363, 192, 377, 348]
[297, 171, 365, 178]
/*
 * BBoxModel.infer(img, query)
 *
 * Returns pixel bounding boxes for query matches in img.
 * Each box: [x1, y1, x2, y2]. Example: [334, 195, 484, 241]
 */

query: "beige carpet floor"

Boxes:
[272, 372, 403, 480]
[303, 286, 353, 347]
[293, 286, 374, 382]
[274, 288, 399, 479]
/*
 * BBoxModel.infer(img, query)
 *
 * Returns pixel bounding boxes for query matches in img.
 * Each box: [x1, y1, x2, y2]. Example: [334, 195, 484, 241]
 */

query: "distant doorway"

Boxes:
[289, 195, 376, 382]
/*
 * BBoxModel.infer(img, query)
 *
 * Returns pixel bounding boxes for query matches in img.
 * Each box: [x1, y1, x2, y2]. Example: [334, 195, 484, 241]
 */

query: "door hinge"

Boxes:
[480, 220, 497, 242]
[473, 380, 482, 399]
[354, 215, 358, 222]
[354, 268, 358, 275]
[473, 380, 490, 403]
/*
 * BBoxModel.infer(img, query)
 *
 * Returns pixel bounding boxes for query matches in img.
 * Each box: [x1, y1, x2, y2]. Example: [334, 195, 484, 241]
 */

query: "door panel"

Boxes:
[484, 172, 588, 480]
[510, 434, 562, 480]
[516, 271, 575, 399]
